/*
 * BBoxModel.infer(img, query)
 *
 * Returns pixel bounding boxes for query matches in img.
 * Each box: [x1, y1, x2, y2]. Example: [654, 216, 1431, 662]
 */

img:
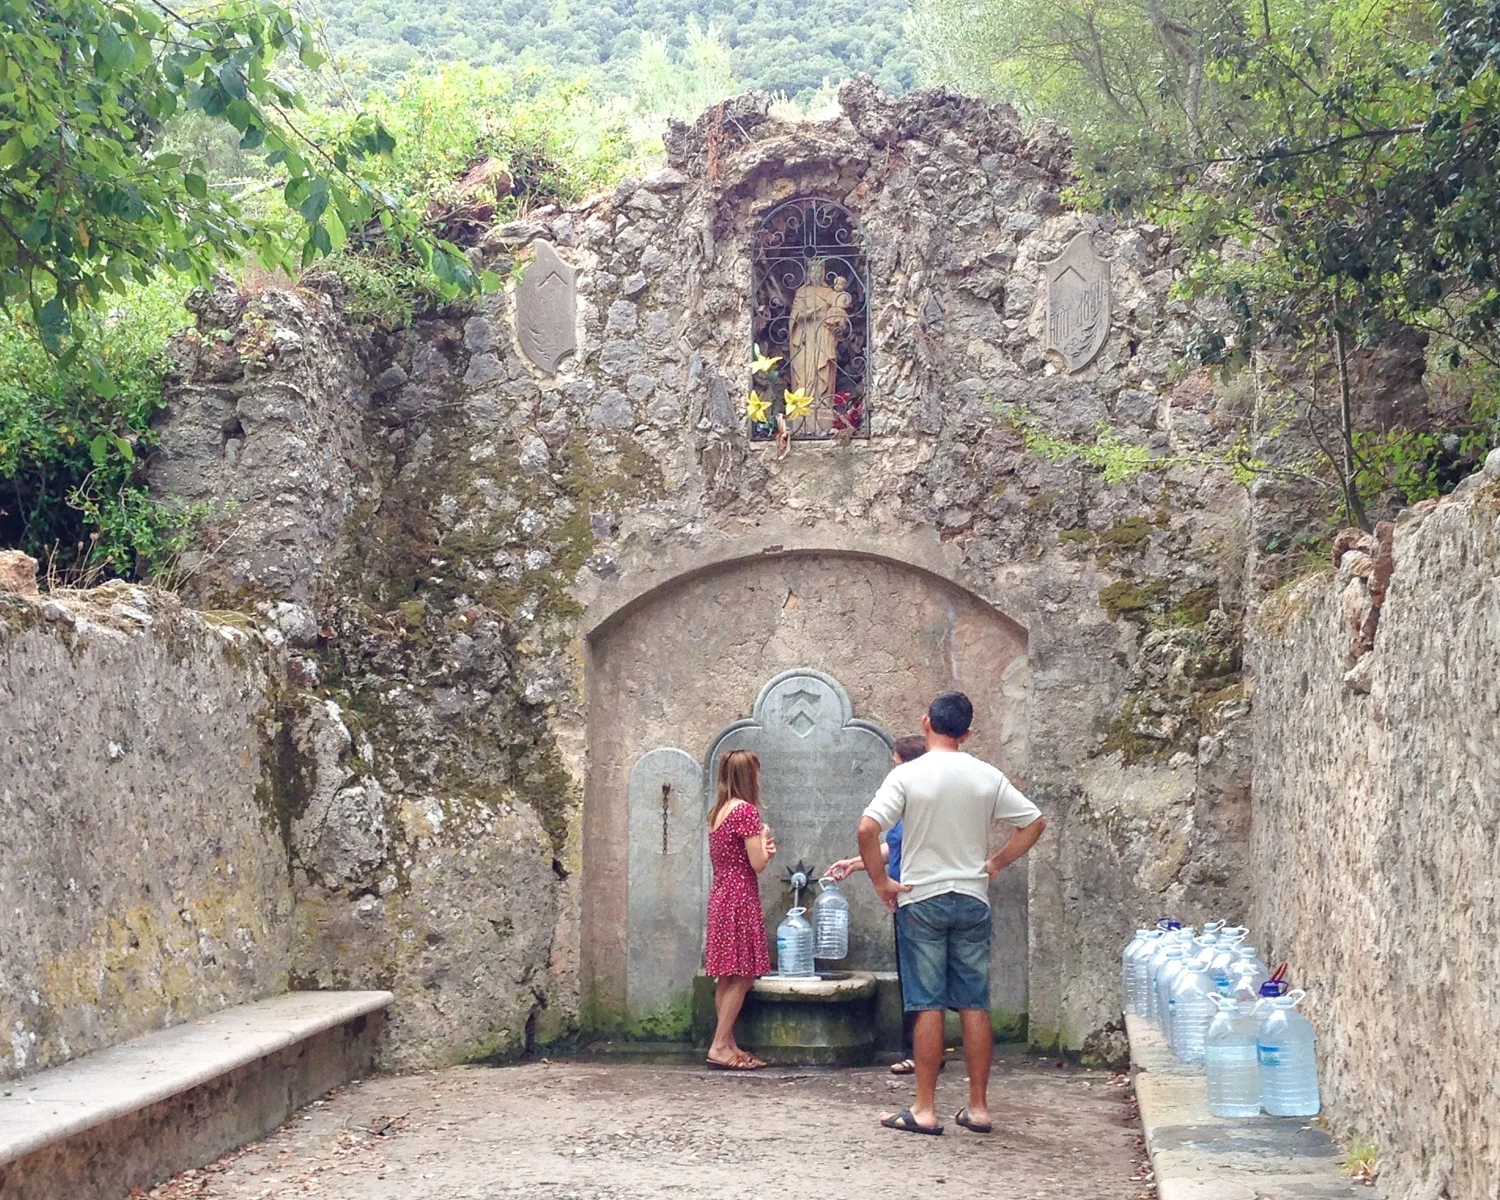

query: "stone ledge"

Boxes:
[0, 991, 392, 1168]
[1126, 1015, 1366, 1200]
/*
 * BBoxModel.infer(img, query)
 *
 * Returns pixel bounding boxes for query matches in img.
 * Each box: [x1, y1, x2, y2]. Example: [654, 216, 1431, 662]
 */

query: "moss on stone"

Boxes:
[990, 1008, 1028, 1043]
[1096, 515, 1153, 556]
[1170, 585, 1219, 628]
[626, 994, 693, 1042]
[1098, 696, 1175, 765]
[1057, 527, 1095, 547]
[1098, 577, 1171, 621]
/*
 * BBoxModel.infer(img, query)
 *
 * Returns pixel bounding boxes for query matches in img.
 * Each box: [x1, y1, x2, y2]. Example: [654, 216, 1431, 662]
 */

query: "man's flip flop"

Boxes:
[881, 1108, 943, 1135]
[954, 1106, 993, 1134]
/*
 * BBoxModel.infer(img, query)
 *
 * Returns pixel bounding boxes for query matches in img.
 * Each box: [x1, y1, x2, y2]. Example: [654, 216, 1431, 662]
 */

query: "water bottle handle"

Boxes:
[1285, 988, 1307, 1007]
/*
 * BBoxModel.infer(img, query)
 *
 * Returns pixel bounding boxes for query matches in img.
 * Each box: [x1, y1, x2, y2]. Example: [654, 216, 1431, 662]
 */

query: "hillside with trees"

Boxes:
[306, 0, 920, 98]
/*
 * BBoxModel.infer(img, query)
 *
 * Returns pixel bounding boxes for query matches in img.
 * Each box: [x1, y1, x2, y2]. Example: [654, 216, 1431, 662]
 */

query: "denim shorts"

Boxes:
[896, 892, 992, 1012]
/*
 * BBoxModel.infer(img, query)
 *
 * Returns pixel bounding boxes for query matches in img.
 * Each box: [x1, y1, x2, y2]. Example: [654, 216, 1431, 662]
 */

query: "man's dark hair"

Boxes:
[893, 735, 926, 763]
[927, 691, 973, 738]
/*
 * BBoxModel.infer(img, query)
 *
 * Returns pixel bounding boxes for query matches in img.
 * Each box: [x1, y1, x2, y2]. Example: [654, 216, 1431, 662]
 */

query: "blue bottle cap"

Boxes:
[1259, 979, 1289, 997]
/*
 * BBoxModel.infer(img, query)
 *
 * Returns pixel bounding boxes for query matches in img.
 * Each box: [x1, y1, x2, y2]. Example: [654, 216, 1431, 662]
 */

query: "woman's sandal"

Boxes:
[954, 1106, 993, 1134]
[880, 1108, 943, 1135]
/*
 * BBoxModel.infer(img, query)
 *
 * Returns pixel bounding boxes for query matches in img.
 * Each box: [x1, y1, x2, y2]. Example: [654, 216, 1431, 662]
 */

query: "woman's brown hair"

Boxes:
[710, 749, 761, 828]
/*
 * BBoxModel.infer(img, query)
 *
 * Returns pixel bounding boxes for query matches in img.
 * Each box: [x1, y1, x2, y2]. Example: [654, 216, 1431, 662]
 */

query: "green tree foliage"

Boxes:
[0, 0, 486, 354]
[914, 0, 1500, 529]
[307, 0, 919, 100]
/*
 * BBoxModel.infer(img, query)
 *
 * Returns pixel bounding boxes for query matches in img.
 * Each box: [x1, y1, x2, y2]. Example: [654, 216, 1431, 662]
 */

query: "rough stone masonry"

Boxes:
[135, 79, 1264, 1065]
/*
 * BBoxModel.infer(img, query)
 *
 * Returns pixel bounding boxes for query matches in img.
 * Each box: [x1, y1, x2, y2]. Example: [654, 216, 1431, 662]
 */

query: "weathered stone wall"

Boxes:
[0, 582, 293, 1082]
[144, 79, 1261, 1060]
[1249, 457, 1500, 1200]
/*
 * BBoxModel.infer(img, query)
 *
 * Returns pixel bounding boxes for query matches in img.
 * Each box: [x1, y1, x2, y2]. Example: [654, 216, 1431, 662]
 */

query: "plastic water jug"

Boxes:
[1170, 948, 1219, 1062]
[1142, 928, 1192, 1024]
[1122, 929, 1160, 1015]
[775, 906, 815, 978]
[1153, 944, 1189, 1030]
[1164, 936, 1218, 1047]
[812, 879, 850, 960]
[1257, 987, 1320, 1116]
[1228, 946, 1269, 999]
[1206, 929, 1250, 994]
[1204, 994, 1262, 1117]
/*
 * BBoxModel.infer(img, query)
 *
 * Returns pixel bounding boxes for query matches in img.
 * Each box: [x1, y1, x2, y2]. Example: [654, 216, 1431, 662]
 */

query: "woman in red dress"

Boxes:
[705, 748, 776, 1070]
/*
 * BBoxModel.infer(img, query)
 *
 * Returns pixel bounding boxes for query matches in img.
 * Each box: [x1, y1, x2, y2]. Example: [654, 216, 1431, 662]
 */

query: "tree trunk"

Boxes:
[1332, 326, 1371, 532]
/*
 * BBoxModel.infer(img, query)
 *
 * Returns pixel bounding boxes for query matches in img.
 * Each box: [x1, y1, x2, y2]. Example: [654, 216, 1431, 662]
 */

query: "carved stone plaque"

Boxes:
[515, 239, 577, 374]
[1045, 232, 1111, 372]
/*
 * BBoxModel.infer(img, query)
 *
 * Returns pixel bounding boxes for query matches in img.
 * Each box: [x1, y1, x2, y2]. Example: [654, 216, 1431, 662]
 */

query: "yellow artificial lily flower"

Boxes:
[783, 388, 813, 421]
[746, 390, 770, 423]
[751, 351, 782, 375]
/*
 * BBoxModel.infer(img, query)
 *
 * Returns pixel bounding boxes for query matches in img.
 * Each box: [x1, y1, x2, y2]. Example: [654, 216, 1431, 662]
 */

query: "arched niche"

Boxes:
[749, 197, 870, 440]
[581, 550, 1031, 1036]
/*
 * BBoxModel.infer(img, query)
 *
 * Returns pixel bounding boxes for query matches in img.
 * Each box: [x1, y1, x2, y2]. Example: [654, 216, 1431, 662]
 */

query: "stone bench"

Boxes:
[0, 990, 392, 1200]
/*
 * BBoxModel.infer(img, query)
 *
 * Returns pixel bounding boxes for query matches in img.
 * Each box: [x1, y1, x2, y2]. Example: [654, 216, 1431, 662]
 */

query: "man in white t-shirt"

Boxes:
[857, 691, 1045, 1136]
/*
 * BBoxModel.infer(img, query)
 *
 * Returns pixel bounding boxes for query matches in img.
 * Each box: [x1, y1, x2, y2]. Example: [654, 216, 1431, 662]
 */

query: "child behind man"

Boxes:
[826, 734, 927, 1074]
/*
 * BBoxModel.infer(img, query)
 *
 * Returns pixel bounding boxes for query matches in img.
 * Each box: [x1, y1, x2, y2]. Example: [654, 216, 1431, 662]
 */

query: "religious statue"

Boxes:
[787, 258, 852, 430]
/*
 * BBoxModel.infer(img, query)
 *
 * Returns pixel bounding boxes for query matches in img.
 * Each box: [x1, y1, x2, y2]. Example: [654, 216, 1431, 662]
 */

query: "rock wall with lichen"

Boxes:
[142, 80, 1272, 1061]
[0, 581, 293, 1082]
[1248, 454, 1500, 1200]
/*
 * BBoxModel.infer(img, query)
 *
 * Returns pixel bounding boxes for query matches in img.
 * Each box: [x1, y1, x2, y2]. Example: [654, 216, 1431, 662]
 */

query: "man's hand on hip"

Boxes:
[874, 875, 912, 912]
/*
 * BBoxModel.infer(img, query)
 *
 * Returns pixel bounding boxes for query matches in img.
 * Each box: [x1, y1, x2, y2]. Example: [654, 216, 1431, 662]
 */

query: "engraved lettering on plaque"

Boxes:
[516, 239, 577, 374]
[1045, 232, 1111, 372]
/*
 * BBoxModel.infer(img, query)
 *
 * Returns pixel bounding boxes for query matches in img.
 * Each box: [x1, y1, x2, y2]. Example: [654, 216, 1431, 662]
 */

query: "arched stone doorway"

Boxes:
[581, 551, 1030, 1036]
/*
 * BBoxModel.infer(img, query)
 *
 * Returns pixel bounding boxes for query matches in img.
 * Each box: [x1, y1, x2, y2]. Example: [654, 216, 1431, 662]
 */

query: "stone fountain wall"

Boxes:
[136, 80, 1267, 1062]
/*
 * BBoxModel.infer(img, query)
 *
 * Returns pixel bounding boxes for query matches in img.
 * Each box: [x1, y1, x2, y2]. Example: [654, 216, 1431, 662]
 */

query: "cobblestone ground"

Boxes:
[136, 1053, 1154, 1200]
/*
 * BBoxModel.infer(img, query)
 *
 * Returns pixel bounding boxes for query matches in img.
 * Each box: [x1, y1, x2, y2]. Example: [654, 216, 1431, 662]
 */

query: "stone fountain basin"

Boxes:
[751, 971, 878, 1001]
[736, 969, 878, 1066]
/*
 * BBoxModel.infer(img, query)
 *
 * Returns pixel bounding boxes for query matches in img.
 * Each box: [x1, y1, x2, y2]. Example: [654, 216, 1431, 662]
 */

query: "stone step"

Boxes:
[1126, 1014, 1367, 1200]
[0, 990, 392, 1200]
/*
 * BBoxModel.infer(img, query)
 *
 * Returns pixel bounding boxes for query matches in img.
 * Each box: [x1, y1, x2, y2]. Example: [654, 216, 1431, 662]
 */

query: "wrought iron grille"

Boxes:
[749, 198, 870, 440]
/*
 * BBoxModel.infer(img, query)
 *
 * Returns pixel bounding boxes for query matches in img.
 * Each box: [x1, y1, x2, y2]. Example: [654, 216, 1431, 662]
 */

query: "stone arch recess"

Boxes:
[580, 549, 1031, 1034]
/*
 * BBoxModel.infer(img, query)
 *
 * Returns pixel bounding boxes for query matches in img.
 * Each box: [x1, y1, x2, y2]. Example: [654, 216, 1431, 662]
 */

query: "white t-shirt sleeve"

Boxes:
[862, 766, 906, 832]
[993, 772, 1042, 827]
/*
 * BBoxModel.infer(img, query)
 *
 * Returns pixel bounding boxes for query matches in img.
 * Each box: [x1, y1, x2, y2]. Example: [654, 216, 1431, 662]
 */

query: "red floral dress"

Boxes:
[705, 801, 772, 978]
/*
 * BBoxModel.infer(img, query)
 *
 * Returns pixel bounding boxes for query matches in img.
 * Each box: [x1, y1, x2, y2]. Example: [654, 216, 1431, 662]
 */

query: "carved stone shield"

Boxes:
[515, 239, 577, 374]
[1045, 232, 1111, 372]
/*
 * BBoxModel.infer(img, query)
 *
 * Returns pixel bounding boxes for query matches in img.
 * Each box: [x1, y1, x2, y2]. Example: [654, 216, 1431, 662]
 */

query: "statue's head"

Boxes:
[807, 257, 828, 286]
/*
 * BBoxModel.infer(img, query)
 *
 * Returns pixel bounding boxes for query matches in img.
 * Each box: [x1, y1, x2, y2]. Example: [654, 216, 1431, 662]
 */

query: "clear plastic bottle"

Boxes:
[812, 879, 850, 960]
[1153, 944, 1190, 1031]
[1162, 935, 1218, 1040]
[1206, 929, 1250, 994]
[1141, 926, 1191, 1025]
[1228, 946, 1269, 998]
[775, 906, 815, 977]
[1204, 995, 1262, 1117]
[1257, 987, 1320, 1116]
[1170, 947, 1219, 1062]
[1122, 929, 1160, 1015]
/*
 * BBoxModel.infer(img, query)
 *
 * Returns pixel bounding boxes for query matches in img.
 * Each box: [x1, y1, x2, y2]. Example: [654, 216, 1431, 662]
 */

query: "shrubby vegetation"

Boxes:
[0, 278, 193, 577]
